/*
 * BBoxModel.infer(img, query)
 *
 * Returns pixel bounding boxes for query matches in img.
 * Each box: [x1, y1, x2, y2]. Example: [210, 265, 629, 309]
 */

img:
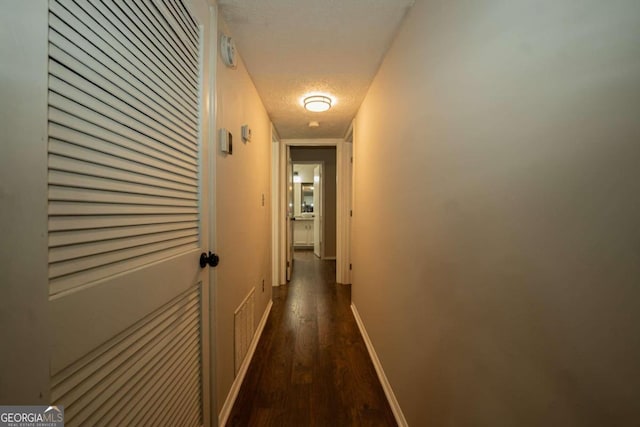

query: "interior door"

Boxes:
[313, 165, 322, 258]
[46, 0, 213, 425]
[286, 147, 294, 280]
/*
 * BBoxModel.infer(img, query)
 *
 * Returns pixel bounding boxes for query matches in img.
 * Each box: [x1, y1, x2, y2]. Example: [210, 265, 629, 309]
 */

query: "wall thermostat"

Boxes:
[219, 128, 232, 154]
[241, 124, 251, 142]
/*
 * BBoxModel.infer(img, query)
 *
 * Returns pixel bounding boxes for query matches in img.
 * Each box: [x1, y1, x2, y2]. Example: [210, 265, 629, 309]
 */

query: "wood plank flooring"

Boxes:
[226, 251, 397, 426]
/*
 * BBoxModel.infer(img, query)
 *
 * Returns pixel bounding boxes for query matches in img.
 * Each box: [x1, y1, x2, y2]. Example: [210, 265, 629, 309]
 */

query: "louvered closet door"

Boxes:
[47, 0, 213, 425]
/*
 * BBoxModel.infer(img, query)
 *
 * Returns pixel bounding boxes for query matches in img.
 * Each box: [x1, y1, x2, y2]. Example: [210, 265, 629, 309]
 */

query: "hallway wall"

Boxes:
[215, 18, 272, 414]
[351, 0, 640, 425]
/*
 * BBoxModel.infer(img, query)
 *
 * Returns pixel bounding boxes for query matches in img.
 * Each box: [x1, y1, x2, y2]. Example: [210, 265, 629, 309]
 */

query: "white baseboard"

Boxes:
[218, 300, 273, 426]
[351, 303, 408, 427]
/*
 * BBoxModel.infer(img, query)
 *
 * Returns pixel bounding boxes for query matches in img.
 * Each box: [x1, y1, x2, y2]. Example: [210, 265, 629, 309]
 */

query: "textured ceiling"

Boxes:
[218, 0, 414, 139]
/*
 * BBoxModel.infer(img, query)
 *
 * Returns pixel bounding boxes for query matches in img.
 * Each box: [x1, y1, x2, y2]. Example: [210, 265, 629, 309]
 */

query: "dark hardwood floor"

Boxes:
[226, 250, 397, 427]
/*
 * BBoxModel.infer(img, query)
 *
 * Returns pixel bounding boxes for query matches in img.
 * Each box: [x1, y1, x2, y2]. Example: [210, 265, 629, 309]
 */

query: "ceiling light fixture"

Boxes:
[303, 95, 332, 112]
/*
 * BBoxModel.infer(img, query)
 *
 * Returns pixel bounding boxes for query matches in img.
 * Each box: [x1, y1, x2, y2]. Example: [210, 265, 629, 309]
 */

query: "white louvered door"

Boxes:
[47, 0, 214, 425]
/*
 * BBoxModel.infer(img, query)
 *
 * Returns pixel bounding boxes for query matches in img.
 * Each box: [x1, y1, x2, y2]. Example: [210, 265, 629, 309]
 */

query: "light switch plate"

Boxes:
[241, 124, 251, 142]
[219, 128, 232, 154]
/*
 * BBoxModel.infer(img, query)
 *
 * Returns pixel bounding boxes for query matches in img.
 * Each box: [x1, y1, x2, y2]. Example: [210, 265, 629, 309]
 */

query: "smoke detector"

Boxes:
[220, 34, 237, 68]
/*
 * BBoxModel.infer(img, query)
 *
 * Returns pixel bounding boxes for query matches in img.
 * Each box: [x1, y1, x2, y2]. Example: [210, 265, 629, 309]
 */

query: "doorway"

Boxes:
[292, 162, 323, 257]
[290, 147, 337, 261]
[274, 139, 351, 285]
[285, 145, 337, 283]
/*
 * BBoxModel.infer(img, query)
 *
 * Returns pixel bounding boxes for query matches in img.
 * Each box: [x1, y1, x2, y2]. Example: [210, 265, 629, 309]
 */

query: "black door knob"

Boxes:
[199, 251, 220, 268]
[209, 252, 220, 267]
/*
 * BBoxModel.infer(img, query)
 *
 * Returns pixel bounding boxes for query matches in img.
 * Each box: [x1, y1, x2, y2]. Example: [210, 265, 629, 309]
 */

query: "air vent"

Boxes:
[234, 288, 255, 375]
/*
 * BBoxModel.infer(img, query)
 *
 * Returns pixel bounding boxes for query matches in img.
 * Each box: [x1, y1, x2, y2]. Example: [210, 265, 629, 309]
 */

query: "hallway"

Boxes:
[3, 1, 639, 424]
[227, 251, 396, 426]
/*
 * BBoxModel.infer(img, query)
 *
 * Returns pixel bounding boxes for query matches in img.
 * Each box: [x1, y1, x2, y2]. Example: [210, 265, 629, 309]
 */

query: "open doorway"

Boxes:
[274, 139, 351, 285]
[292, 162, 323, 257]
[290, 147, 337, 263]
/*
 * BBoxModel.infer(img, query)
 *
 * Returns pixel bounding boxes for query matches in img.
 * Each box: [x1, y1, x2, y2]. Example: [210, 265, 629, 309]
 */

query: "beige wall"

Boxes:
[352, 0, 640, 425]
[215, 20, 272, 413]
[290, 146, 337, 258]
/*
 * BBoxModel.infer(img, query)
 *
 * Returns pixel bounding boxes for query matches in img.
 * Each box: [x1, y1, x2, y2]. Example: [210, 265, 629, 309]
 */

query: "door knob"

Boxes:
[200, 251, 220, 268]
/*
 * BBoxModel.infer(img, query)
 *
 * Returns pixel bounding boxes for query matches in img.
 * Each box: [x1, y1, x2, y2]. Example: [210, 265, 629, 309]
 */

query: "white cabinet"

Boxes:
[293, 218, 314, 247]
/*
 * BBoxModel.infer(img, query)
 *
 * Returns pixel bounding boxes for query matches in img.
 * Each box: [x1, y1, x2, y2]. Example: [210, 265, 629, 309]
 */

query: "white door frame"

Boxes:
[285, 146, 294, 281]
[273, 138, 351, 285]
[338, 125, 354, 285]
[270, 126, 280, 287]
[291, 161, 324, 255]
[203, 2, 219, 424]
[0, 0, 50, 403]
[312, 164, 323, 258]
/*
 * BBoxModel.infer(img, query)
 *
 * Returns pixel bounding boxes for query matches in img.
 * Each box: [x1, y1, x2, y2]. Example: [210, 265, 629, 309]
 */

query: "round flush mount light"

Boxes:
[303, 95, 332, 112]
